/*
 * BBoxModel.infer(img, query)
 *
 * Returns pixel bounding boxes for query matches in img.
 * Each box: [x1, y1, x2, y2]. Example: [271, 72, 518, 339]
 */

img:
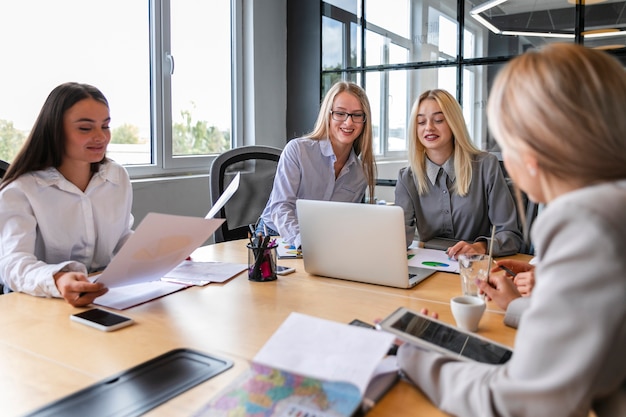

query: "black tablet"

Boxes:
[379, 307, 513, 364]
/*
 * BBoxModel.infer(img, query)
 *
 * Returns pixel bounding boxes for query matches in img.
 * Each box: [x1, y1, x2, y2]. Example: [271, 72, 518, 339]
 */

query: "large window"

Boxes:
[322, 0, 626, 156]
[0, 0, 235, 178]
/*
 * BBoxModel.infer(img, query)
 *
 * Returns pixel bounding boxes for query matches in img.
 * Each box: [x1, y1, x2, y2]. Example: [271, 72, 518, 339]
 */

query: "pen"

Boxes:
[499, 264, 517, 277]
[492, 259, 517, 277]
[251, 234, 271, 279]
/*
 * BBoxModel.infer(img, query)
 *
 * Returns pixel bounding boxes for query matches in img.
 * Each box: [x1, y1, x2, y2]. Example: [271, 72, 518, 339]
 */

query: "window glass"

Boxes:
[464, 27, 476, 59]
[323, 16, 344, 70]
[0, 0, 234, 174]
[388, 69, 408, 152]
[322, 0, 622, 159]
[324, 0, 358, 15]
[462, 62, 507, 152]
[365, 0, 409, 39]
[365, 72, 382, 155]
[170, 0, 231, 157]
[410, 2, 458, 63]
[437, 67, 457, 98]
[350, 21, 360, 68]
[406, 67, 454, 105]
[0, 0, 149, 165]
[366, 30, 386, 66]
[439, 14, 458, 59]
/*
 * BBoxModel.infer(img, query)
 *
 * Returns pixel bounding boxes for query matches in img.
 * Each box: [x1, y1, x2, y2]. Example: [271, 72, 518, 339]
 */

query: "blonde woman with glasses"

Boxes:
[257, 81, 376, 249]
[398, 43, 626, 417]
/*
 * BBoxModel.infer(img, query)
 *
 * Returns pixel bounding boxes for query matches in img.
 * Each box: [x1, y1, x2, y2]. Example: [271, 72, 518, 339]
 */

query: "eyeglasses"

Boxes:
[330, 110, 367, 124]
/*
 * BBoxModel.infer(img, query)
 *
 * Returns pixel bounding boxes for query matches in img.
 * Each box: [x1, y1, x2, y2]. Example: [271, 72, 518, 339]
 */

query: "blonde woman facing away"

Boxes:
[0, 83, 134, 307]
[398, 43, 626, 417]
[395, 89, 522, 259]
[257, 81, 376, 249]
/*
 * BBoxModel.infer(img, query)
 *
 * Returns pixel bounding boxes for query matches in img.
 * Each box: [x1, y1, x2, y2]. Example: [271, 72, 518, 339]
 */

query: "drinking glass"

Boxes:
[458, 254, 490, 297]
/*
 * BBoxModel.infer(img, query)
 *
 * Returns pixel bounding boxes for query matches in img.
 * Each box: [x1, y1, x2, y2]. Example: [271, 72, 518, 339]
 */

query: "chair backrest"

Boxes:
[0, 159, 9, 179]
[496, 155, 538, 255]
[209, 145, 282, 243]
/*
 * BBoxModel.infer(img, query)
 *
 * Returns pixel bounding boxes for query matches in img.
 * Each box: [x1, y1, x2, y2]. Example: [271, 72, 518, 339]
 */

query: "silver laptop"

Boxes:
[296, 199, 435, 288]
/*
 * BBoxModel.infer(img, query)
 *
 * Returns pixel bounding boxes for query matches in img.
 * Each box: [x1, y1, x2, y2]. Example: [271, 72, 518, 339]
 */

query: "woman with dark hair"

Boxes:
[0, 82, 133, 306]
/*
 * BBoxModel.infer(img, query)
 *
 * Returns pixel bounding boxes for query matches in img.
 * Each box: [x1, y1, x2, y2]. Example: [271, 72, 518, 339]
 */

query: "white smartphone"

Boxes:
[276, 265, 295, 275]
[70, 308, 134, 332]
[379, 307, 512, 364]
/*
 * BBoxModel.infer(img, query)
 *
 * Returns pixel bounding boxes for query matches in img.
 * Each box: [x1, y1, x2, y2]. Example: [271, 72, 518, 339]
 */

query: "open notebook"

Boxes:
[296, 200, 435, 288]
[193, 312, 398, 416]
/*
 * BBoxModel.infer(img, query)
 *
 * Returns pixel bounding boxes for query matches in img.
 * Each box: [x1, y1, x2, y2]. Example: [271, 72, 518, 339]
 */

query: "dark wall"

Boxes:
[286, 0, 321, 141]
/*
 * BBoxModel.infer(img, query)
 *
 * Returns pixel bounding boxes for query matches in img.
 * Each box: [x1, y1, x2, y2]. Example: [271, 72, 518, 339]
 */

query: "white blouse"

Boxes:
[0, 161, 134, 297]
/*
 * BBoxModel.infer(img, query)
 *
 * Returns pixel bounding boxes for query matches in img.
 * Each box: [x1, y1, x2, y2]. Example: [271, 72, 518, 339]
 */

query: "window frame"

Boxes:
[320, 0, 626, 160]
[123, 0, 242, 179]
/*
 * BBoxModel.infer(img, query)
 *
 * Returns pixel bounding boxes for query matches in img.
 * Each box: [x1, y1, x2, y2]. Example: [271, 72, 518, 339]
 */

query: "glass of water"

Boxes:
[458, 254, 491, 297]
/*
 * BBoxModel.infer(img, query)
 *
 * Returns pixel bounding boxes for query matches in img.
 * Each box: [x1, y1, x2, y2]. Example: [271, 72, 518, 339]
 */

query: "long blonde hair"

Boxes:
[307, 81, 376, 203]
[488, 43, 626, 184]
[408, 89, 480, 196]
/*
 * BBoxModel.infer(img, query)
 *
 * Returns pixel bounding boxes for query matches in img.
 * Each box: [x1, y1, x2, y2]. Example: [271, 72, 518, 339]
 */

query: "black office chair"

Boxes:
[209, 145, 282, 243]
[0, 159, 9, 179]
[496, 155, 538, 255]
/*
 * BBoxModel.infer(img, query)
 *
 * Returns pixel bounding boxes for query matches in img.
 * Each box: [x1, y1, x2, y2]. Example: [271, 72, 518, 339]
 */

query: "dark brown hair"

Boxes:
[1, 82, 109, 189]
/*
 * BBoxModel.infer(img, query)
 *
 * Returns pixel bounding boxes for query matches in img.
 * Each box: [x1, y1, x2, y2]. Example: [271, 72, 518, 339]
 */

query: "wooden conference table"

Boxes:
[0, 240, 528, 417]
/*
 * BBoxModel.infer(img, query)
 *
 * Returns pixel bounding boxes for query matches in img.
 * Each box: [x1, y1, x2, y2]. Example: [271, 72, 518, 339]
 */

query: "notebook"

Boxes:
[296, 199, 435, 288]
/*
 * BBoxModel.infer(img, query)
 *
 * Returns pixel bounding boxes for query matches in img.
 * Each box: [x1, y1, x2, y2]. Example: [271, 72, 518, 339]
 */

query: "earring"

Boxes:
[526, 164, 537, 177]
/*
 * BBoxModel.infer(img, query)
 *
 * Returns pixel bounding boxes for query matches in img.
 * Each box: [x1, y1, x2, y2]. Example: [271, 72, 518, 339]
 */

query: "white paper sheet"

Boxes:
[275, 238, 302, 259]
[95, 213, 224, 288]
[407, 247, 460, 273]
[94, 280, 188, 310]
[253, 312, 396, 396]
[206, 171, 241, 219]
[161, 260, 247, 286]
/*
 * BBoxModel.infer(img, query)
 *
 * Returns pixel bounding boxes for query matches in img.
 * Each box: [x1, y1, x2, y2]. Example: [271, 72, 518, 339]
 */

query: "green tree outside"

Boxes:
[111, 123, 142, 144]
[0, 119, 26, 163]
[172, 105, 230, 155]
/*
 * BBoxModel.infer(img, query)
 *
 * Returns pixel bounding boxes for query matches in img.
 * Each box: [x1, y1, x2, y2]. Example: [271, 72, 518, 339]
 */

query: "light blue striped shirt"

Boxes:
[260, 137, 367, 248]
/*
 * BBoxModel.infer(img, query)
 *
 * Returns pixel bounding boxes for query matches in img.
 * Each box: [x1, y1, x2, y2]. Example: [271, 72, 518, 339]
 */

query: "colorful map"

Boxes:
[193, 363, 362, 417]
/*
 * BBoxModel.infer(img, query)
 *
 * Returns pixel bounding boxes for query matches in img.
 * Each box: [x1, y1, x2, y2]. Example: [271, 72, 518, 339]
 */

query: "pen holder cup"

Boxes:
[246, 243, 278, 282]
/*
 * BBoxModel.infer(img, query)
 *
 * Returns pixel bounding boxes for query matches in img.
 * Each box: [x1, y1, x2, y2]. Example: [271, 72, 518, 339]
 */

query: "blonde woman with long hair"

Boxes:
[258, 81, 376, 249]
[398, 43, 626, 417]
[395, 89, 522, 258]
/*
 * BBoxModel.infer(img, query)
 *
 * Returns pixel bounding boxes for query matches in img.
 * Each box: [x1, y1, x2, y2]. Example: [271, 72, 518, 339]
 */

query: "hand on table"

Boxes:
[54, 271, 108, 307]
[446, 241, 487, 260]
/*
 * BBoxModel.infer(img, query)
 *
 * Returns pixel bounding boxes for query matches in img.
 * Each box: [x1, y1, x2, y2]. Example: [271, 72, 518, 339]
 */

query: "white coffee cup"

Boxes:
[450, 295, 486, 332]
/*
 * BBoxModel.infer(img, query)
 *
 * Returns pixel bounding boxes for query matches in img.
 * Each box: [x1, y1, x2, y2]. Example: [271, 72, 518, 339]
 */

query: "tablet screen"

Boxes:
[389, 311, 512, 364]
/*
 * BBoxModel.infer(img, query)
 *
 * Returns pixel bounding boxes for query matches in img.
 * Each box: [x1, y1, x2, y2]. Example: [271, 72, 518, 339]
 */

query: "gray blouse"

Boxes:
[394, 152, 522, 256]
